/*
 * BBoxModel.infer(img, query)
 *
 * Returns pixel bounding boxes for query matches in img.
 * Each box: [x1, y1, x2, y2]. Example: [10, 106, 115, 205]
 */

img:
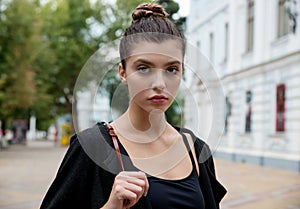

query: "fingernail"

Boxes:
[144, 191, 148, 197]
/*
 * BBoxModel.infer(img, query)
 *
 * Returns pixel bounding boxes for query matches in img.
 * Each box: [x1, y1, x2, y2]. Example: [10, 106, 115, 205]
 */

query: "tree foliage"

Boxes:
[0, 0, 186, 131]
[0, 0, 42, 123]
[0, 0, 105, 130]
[158, 0, 186, 32]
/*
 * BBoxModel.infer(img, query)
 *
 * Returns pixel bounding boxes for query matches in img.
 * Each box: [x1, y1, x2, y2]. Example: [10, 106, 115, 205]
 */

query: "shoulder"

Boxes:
[74, 121, 113, 152]
[59, 122, 111, 164]
[73, 122, 124, 174]
[178, 127, 227, 205]
[175, 127, 216, 166]
[74, 122, 110, 144]
[40, 123, 116, 209]
[174, 126, 205, 145]
[67, 122, 113, 158]
[176, 126, 208, 150]
[57, 122, 113, 173]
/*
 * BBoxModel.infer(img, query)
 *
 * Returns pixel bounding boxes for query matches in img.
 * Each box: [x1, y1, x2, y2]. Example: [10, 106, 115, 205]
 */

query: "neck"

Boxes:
[113, 105, 168, 143]
[128, 107, 166, 131]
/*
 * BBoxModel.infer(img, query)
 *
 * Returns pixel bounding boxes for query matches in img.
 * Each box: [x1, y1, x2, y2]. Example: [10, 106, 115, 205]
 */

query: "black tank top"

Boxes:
[147, 134, 205, 209]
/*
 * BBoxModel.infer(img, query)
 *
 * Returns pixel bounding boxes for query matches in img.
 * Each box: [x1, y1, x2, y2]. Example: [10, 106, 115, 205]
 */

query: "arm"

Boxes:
[40, 136, 107, 209]
[41, 133, 149, 209]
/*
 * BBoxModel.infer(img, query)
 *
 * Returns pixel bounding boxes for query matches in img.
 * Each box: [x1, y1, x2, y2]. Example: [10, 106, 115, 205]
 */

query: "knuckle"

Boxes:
[136, 185, 142, 192]
[114, 185, 123, 194]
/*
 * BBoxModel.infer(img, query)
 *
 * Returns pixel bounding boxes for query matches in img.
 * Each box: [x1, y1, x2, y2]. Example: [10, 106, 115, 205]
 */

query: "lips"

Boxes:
[148, 95, 168, 104]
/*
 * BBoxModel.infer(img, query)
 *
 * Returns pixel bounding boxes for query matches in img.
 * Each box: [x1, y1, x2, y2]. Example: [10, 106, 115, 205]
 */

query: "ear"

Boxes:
[118, 63, 127, 84]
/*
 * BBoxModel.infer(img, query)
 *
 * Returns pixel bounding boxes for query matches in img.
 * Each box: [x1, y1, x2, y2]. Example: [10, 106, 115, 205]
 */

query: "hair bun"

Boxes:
[132, 3, 169, 22]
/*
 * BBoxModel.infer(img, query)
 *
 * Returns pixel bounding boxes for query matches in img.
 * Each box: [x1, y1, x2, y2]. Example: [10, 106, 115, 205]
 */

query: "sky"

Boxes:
[175, 0, 191, 17]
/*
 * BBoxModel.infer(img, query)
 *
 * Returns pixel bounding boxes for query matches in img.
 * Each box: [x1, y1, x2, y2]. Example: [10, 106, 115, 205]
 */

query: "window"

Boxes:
[276, 84, 286, 132]
[246, 0, 254, 52]
[278, 0, 290, 37]
[197, 41, 201, 56]
[225, 96, 232, 133]
[245, 91, 252, 133]
[285, 0, 298, 33]
[224, 23, 229, 62]
[197, 41, 201, 50]
[209, 32, 214, 63]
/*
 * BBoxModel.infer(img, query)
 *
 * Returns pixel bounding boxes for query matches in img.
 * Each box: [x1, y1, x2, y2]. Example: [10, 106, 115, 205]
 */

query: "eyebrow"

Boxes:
[133, 58, 182, 67]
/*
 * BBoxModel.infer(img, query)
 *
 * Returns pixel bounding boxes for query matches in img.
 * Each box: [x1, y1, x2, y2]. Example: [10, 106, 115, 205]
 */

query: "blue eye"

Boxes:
[138, 66, 150, 73]
[166, 66, 179, 74]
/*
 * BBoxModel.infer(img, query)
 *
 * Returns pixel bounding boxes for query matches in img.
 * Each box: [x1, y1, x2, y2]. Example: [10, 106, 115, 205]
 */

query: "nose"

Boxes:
[151, 70, 166, 91]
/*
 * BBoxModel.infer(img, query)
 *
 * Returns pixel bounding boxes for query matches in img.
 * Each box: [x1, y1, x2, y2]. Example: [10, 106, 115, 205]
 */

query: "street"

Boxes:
[216, 157, 300, 209]
[0, 140, 299, 209]
[0, 141, 66, 209]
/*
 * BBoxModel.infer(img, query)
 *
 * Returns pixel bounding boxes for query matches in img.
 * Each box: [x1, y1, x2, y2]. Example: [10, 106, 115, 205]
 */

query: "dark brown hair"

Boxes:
[119, 2, 185, 69]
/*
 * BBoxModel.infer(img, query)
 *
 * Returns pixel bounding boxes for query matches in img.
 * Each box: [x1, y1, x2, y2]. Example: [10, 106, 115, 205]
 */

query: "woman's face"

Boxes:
[119, 40, 183, 113]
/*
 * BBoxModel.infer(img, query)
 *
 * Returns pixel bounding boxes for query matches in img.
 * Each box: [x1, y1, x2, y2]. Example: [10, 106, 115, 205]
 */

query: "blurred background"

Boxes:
[0, 0, 299, 208]
[185, 0, 300, 172]
[0, 0, 187, 146]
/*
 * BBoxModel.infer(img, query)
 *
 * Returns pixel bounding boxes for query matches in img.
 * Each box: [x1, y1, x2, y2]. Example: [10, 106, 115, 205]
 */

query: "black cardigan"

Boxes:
[40, 122, 226, 209]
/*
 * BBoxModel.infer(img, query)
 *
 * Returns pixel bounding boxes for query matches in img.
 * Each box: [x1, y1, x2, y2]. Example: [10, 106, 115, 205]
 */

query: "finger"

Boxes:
[115, 184, 138, 200]
[114, 176, 144, 200]
[144, 177, 149, 196]
[123, 182, 143, 194]
[135, 171, 149, 196]
[123, 198, 133, 208]
[117, 188, 139, 209]
[117, 172, 147, 188]
[118, 171, 149, 197]
[119, 171, 146, 178]
[120, 176, 146, 186]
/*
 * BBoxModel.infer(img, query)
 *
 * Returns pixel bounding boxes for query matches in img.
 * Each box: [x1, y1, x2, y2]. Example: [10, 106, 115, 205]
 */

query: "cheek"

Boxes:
[166, 78, 181, 98]
[127, 75, 151, 99]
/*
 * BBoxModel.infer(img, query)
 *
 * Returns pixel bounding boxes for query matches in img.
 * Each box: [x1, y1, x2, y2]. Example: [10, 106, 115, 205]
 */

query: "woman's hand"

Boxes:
[102, 171, 149, 209]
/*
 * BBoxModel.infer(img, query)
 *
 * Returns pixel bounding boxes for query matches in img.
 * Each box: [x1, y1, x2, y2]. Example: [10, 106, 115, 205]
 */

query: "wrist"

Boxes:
[100, 200, 121, 209]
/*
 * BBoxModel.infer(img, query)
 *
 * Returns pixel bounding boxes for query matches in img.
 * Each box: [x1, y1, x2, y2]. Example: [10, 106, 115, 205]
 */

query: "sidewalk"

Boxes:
[0, 140, 67, 209]
[0, 140, 299, 209]
[216, 158, 300, 209]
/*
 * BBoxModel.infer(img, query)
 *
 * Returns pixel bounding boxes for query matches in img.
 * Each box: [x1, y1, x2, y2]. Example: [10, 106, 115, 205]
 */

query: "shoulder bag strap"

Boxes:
[105, 123, 125, 171]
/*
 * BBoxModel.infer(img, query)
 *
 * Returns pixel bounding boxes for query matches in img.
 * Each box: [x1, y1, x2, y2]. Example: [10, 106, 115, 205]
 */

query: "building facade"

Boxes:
[185, 0, 300, 171]
[76, 85, 110, 131]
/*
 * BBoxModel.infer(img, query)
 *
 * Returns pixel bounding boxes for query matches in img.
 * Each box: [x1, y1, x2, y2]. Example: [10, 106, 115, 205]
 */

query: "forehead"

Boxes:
[129, 40, 183, 62]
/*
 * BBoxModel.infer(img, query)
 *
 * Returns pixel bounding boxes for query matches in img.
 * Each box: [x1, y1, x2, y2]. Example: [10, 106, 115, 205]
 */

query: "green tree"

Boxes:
[38, 0, 106, 131]
[0, 0, 43, 128]
[0, 0, 186, 132]
[158, 0, 186, 32]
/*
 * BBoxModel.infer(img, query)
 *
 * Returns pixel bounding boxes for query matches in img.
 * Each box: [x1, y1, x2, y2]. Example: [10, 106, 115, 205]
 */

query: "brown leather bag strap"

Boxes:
[105, 123, 125, 171]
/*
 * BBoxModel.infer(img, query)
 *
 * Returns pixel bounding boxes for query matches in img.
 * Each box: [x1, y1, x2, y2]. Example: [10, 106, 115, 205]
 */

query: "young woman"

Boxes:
[40, 3, 226, 209]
